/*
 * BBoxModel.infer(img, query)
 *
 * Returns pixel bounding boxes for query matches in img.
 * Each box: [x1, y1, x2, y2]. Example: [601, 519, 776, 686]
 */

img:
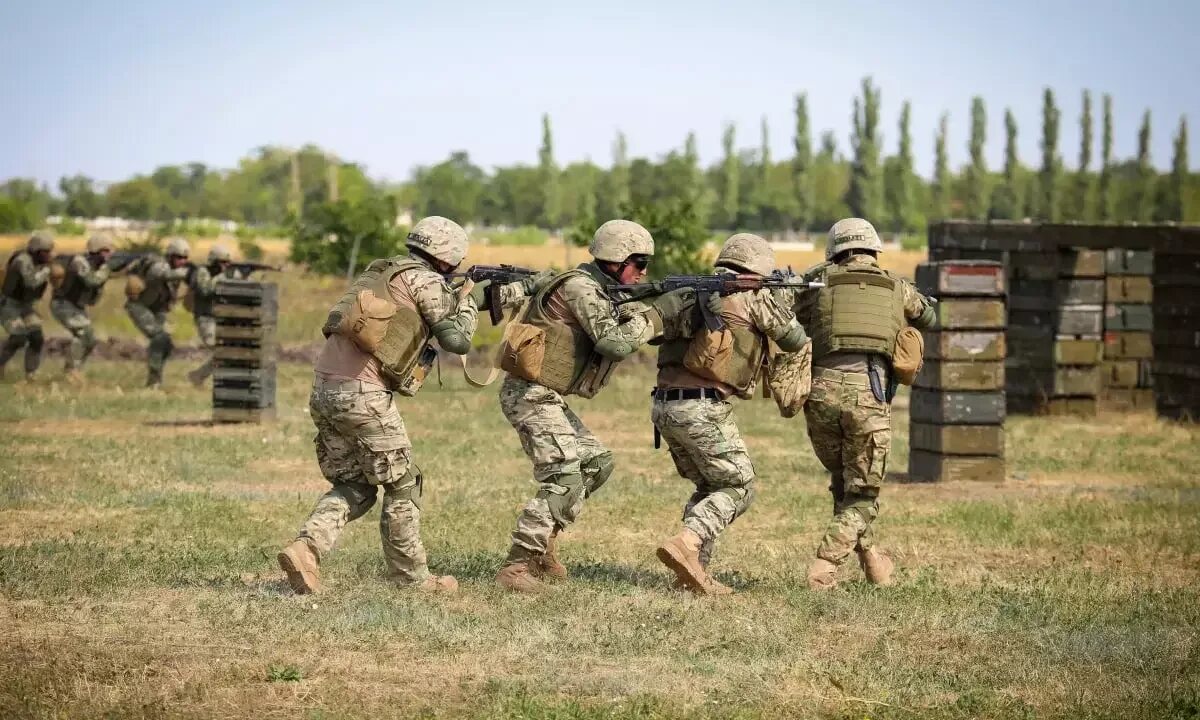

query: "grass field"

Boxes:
[1, 358, 1198, 719]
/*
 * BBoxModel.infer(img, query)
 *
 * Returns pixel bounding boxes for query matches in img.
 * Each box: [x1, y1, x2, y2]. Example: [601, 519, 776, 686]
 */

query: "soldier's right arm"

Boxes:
[406, 270, 478, 355]
[73, 256, 110, 288]
[900, 279, 936, 329]
[749, 289, 808, 352]
[561, 276, 655, 360]
[15, 254, 50, 287]
[146, 260, 190, 282]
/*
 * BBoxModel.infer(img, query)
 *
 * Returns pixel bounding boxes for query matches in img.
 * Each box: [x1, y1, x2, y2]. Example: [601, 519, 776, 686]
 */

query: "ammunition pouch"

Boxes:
[765, 339, 812, 418]
[891, 327, 925, 386]
[49, 262, 67, 290]
[125, 274, 146, 299]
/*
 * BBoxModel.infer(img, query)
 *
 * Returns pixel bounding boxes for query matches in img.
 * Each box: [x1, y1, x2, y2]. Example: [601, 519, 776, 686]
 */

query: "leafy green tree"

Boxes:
[1134, 110, 1154, 221]
[1039, 88, 1062, 221]
[538, 113, 562, 228]
[1072, 90, 1094, 220]
[290, 194, 403, 276]
[846, 77, 882, 220]
[931, 114, 951, 219]
[1159, 116, 1189, 221]
[720, 123, 739, 228]
[604, 131, 630, 220]
[58, 175, 105, 218]
[625, 199, 708, 277]
[812, 131, 851, 230]
[884, 101, 916, 232]
[991, 109, 1024, 219]
[792, 93, 814, 231]
[965, 97, 990, 219]
[412, 151, 485, 223]
[481, 166, 541, 226]
[1098, 94, 1116, 221]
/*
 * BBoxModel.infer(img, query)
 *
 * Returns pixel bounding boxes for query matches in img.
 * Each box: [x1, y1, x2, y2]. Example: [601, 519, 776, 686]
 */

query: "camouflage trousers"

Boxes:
[190, 315, 216, 382]
[651, 395, 756, 565]
[293, 381, 432, 585]
[0, 299, 45, 375]
[50, 299, 97, 370]
[125, 301, 172, 383]
[803, 369, 890, 565]
[500, 375, 615, 556]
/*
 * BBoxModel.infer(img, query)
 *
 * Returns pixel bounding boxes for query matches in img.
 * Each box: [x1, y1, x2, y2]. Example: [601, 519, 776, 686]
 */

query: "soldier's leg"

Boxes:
[379, 465, 430, 585]
[566, 405, 613, 499]
[126, 303, 169, 385]
[500, 376, 587, 558]
[817, 385, 889, 566]
[189, 315, 216, 384]
[53, 302, 94, 371]
[23, 323, 44, 376]
[0, 305, 30, 371]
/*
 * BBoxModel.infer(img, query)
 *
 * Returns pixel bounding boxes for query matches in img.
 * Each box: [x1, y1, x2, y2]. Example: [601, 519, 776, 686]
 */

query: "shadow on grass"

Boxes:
[143, 419, 216, 428]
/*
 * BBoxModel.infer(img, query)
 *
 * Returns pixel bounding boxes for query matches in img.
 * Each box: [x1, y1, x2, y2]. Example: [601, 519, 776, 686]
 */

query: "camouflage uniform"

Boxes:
[501, 263, 659, 558]
[0, 251, 52, 377]
[50, 254, 111, 371]
[799, 252, 933, 577]
[186, 264, 222, 384]
[125, 257, 189, 386]
[282, 217, 534, 593]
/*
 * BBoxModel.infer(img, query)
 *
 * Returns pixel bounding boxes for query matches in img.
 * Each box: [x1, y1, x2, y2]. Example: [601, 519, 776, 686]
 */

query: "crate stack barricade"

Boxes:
[1102, 248, 1155, 410]
[212, 280, 278, 423]
[908, 260, 1007, 483]
[1153, 226, 1200, 421]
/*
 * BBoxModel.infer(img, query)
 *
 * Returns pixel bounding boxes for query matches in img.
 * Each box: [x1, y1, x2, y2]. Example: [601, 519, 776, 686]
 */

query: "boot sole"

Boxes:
[656, 543, 708, 593]
[277, 550, 320, 594]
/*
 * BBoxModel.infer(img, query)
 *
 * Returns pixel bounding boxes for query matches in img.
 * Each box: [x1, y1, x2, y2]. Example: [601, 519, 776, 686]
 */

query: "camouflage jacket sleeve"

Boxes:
[899, 278, 936, 329]
[404, 268, 477, 355]
[496, 280, 529, 310]
[14, 253, 50, 288]
[190, 266, 219, 298]
[748, 288, 808, 352]
[561, 275, 654, 360]
[147, 260, 190, 282]
[72, 255, 110, 288]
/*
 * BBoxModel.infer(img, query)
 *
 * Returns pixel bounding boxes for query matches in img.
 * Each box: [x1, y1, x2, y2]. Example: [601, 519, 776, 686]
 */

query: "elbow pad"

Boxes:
[913, 303, 937, 330]
[774, 320, 809, 352]
[431, 319, 473, 355]
[594, 335, 640, 360]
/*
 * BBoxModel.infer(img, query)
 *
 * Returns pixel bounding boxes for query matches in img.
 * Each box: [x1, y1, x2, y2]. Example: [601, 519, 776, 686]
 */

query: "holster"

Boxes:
[868, 355, 895, 404]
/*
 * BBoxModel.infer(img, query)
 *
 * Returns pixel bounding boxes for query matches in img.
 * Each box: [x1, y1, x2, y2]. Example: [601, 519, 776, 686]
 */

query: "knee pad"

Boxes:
[581, 451, 615, 498]
[715, 481, 756, 521]
[538, 472, 586, 528]
[341, 484, 379, 522]
[385, 465, 424, 509]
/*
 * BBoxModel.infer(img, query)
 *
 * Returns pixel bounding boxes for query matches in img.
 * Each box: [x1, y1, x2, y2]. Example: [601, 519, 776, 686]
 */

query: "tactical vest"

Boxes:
[187, 265, 221, 316]
[127, 256, 180, 312]
[805, 263, 906, 361]
[502, 269, 617, 398]
[2, 252, 49, 304]
[657, 291, 765, 397]
[322, 258, 430, 387]
[54, 256, 104, 307]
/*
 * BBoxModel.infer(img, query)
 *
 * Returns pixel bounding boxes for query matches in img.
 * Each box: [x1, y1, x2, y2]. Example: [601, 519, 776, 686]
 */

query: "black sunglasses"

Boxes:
[626, 256, 651, 271]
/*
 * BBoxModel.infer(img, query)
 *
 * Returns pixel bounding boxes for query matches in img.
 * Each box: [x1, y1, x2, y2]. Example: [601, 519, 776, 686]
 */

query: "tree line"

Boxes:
[1, 81, 1195, 237]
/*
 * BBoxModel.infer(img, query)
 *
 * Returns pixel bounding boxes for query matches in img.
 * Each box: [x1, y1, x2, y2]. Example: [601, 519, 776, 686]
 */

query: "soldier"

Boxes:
[277, 216, 548, 595]
[796, 218, 935, 591]
[125, 236, 192, 388]
[652, 233, 809, 595]
[50, 233, 115, 382]
[0, 231, 56, 381]
[494, 219, 695, 593]
[186, 244, 234, 387]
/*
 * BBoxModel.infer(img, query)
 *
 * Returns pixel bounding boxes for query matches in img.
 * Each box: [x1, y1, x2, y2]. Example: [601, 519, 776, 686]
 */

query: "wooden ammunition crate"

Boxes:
[1101, 360, 1139, 388]
[1104, 331, 1153, 359]
[1006, 365, 1102, 397]
[1105, 276, 1153, 304]
[1105, 304, 1154, 332]
[910, 389, 1006, 425]
[1105, 249, 1154, 275]
[1102, 388, 1155, 410]
[935, 299, 1007, 330]
[1007, 395, 1099, 416]
[922, 331, 1006, 362]
[914, 361, 1004, 391]
[909, 423, 1005, 456]
[916, 261, 1006, 297]
[908, 451, 1006, 483]
[1060, 249, 1106, 277]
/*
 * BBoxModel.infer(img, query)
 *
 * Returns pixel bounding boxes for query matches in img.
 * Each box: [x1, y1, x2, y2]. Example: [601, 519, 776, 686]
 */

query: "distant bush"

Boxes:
[238, 236, 265, 261]
[51, 218, 87, 235]
[290, 196, 405, 276]
[899, 233, 927, 251]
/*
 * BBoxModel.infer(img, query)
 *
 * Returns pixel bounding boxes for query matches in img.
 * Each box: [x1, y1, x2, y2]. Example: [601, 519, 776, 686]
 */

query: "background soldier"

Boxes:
[50, 233, 115, 382]
[652, 233, 809, 595]
[278, 216, 546, 595]
[795, 218, 936, 591]
[0, 231, 55, 381]
[494, 219, 694, 593]
[125, 236, 192, 388]
[186, 244, 233, 387]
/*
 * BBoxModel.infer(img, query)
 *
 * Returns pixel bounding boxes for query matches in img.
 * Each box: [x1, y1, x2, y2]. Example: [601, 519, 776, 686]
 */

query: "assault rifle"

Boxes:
[612, 270, 825, 331]
[445, 264, 538, 325]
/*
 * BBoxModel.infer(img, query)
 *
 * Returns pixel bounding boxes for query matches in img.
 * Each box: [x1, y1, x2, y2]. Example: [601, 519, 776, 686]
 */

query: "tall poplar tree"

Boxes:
[884, 101, 915, 231]
[1135, 110, 1154, 222]
[721, 123, 739, 228]
[991, 109, 1023, 219]
[792, 93, 814, 230]
[965, 97, 990, 219]
[1097, 95, 1115, 221]
[1039, 88, 1062, 221]
[538, 113, 561, 228]
[931, 113, 951, 219]
[1074, 90, 1094, 220]
[846, 77, 882, 220]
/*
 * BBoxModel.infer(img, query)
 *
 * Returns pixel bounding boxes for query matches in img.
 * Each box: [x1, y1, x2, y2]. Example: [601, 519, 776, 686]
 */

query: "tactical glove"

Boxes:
[468, 279, 493, 311]
[650, 288, 697, 341]
[522, 269, 557, 295]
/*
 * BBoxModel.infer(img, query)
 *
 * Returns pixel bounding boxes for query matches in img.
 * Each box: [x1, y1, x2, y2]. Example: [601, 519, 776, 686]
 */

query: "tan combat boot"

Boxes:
[277, 539, 322, 594]
[857, 548, 894, 586]
[415, 575, 459, 593]
[531, 530, 568, 581]
[807, 558, 839, 591]
[657, 528, 729, 595]
[496, 561, 544, 593]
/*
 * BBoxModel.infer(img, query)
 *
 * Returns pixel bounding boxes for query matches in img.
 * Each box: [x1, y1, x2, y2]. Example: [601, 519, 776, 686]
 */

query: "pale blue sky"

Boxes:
[1, 0, 1194, 185]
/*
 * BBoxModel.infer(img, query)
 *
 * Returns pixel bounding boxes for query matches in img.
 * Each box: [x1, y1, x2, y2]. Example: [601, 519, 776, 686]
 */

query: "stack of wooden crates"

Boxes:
[212, 281, 278, 423]
[1153, 226, 1200, 421]
[1102, 249, 1155, 409]
[909, 260, 1006, 482]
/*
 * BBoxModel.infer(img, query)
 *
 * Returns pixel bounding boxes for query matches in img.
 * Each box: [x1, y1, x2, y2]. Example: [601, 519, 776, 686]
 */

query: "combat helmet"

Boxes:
[589, 219, 654, 262]
[165, 236, 191, 258]
[86, 234, 116, 254]
[27, 231, 55, 253]
[716, 233, 775, 276]
[208, 244, 232, 263]
[406, 216, 468, 267]
[826, 218, 882, 260]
